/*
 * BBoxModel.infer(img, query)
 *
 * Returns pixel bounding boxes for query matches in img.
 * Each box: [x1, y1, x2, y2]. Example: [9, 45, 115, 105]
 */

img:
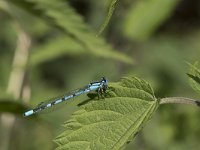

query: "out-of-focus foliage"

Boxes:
[97, 0, 119, 36]
[0, 100, 27, 115]
[7, 0, 133, 65]
[0, 0, 200, 149]
[123, 0, 180, 41]
[188, 62, 200, 95]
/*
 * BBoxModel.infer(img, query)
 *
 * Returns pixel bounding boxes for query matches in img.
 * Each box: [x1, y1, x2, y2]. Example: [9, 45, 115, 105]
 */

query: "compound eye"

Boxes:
[101, 77, 108, 85]
[105, 79, 108, 84]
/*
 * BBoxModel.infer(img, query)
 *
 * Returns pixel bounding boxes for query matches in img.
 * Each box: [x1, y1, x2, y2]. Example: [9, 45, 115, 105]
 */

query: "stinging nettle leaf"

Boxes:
[54, 76, 158, 150]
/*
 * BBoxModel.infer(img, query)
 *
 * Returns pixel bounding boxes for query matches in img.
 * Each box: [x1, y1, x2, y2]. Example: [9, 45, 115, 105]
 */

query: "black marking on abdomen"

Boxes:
[51, 101, 56, 105]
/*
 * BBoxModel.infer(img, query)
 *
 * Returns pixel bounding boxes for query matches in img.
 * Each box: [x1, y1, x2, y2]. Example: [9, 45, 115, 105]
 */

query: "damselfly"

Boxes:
[23, 77, 108, 117]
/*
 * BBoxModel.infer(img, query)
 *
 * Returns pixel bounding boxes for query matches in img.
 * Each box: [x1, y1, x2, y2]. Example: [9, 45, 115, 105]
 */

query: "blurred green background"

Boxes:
[0, 0, 200, 150]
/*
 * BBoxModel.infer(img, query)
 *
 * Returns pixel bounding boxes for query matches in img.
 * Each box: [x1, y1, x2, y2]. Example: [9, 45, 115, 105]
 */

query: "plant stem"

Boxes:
[0, 21, 31, 150]
[96, 0, 119, 36]
[160, 97, 200, 107]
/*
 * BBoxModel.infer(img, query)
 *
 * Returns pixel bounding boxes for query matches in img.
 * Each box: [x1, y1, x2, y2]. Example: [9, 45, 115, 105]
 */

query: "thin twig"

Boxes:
[160, 97, 200, 107]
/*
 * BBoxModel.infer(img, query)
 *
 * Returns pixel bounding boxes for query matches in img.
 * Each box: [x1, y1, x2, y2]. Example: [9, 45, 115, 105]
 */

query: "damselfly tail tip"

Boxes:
[23, 110, 34, 117]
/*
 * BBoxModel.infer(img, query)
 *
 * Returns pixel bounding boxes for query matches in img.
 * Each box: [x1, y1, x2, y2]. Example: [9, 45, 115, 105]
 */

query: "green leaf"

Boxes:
[97, 0, 119, 36]
[54, 76, 158, 149]
[187, 61, 200, 95]
[123, 0, 180, 41]
[8, 0, 133, 64]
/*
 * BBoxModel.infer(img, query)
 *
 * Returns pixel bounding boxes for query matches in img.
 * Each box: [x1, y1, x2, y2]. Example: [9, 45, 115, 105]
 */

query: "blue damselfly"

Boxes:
[23, 77, 108, 117]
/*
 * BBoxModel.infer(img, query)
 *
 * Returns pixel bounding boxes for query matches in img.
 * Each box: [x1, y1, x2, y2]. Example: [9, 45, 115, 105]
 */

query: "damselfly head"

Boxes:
[101, 77, 108, 89]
